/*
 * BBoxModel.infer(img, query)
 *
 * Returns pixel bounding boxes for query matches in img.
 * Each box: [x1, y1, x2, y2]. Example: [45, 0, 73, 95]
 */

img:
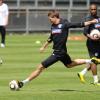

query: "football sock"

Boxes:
[80, 68, 88, 75]
[93, 75, 98, 83]
[85, 59, 92, 64]
[22, 78, 29, 84]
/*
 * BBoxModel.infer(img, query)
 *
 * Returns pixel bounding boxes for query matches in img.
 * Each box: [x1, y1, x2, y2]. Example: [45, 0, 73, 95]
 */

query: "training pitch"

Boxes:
[0, 34, 100, 100]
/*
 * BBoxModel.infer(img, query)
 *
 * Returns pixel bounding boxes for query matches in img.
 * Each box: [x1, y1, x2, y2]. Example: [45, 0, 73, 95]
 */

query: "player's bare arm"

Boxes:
[84, 19, 98, 26]
[39, 41, 50, 53]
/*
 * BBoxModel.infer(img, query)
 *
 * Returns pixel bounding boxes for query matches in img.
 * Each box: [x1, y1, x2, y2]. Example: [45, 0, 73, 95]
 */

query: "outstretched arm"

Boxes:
[84, 19, 98, 26]
[65, 19, 98, 28]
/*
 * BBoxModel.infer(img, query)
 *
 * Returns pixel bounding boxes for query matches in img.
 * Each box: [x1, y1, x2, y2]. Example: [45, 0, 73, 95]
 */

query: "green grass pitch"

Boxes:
[0, 34, 100, 100]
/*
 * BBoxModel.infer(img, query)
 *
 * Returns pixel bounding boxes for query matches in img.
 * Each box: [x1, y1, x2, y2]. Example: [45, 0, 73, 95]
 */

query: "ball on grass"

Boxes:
[9, 80, 20, 91]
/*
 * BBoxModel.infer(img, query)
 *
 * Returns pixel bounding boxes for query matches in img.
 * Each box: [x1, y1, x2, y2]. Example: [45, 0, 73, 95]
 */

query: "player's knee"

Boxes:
[37, 64, 45, 71]
[65, 64, 72, 68]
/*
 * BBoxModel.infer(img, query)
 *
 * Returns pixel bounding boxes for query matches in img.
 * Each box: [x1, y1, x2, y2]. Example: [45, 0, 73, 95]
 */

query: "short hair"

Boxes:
[48, 10, 59, 18]
[90, 3, 97, 9]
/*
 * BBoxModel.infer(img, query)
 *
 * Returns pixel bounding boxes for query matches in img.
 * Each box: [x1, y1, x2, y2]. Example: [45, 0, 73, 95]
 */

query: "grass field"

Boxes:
[0, 34, 100, 100]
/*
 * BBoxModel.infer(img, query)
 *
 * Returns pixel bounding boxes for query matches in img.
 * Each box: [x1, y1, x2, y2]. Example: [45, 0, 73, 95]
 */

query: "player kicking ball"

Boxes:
[9, 10, 100, 90]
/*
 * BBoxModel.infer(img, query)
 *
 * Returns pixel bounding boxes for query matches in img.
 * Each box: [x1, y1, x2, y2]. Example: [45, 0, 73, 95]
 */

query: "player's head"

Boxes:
[48, 10, 60, 24]
[89, 3, 97, 16]
[0, 0, 3, 2]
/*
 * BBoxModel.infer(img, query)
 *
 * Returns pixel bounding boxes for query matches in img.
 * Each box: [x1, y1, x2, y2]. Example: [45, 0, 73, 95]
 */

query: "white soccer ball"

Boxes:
[90, 29, 100, 39]
[9, 80, 19, 91]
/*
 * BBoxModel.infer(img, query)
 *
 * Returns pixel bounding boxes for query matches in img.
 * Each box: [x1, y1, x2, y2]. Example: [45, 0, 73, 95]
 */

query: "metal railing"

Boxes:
[4, 0, 100, 33]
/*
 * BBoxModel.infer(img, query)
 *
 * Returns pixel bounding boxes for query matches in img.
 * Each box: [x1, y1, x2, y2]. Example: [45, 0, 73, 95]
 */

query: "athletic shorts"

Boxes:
[88, 51, 100, 58]
[87, 40, 100, 58]
[41, 52, 72, 68]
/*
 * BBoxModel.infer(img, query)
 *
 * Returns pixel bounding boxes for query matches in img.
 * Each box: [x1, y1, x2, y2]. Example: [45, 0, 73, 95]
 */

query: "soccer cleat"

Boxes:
[77, 72, 85, 83]
[18, 81, 24, 88]
[91, 82, 100, 86]
[91, 57, 100, 64]
[1, 43, 5, 48]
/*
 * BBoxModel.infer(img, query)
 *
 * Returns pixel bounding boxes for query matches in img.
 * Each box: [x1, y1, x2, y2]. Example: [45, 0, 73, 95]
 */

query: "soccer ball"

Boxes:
[90, 29, 100, 39]
[9, 80, 19, 91]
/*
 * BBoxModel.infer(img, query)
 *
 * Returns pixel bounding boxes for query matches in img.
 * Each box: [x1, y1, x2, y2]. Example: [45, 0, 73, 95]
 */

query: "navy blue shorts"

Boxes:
[87, 40, 100, 58]
[41, 52, 72, 68]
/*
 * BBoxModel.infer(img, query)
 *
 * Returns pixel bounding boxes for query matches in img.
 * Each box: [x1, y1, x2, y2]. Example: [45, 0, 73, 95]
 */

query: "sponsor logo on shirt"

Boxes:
[52, 24, 62, 34]
[52, 29, 62, 34]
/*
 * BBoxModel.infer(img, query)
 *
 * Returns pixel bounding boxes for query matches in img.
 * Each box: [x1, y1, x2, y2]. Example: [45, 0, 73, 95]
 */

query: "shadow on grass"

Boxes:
[52, 89, 100, 93]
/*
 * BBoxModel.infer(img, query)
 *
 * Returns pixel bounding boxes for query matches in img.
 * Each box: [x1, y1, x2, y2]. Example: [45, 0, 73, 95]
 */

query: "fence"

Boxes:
[5, 0, 100, 33]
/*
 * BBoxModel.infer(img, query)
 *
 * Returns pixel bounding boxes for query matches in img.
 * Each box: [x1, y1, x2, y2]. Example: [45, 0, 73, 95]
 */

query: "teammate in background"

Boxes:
[78, 3, 100, 85]
[0, 0, 9, 48]
[17, 10, 99, 88]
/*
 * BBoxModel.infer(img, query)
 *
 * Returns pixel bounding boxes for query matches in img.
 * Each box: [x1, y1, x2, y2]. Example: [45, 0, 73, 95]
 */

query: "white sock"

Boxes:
[80, 68, 88, 75]
[93, 75, 98, 83]
[85, 59, 92, 64]
[22, 78, 29, 84]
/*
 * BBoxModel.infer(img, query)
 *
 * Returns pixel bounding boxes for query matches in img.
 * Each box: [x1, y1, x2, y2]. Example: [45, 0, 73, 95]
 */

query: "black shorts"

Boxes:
[87, 40, 100, 58]
[88, 51, 100, 58]
[41, 52, 72, 68]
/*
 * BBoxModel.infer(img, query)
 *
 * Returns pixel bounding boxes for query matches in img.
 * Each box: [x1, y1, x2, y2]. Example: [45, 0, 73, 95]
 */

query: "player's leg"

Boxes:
[0, 26, 6, 48]
[91, 53, 100, 85]
[60, 54, 92, 83]
[67, 59, 91, 68]
[78, 51, 100, 85]
[18, 64, 45, 88]
[77, 64, 91, 83]
[60, 53, 92, 68]
[77, 44, 94, 83]
[68, 59, 98, 83]
[18, 54, 59, 88]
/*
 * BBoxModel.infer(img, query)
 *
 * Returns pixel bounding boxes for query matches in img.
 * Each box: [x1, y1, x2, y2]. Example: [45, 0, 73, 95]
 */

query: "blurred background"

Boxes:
[5, 0, 100, 33]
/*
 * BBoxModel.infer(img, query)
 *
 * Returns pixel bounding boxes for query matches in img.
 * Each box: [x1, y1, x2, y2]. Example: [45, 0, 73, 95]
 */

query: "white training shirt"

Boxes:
[0, 3, 9, 26]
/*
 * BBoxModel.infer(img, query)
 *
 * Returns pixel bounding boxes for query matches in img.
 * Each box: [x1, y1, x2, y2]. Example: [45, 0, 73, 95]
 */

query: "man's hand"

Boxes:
[96, 18, 100, 23]
[87, 34, 100, 41]
[39, 47, 45, 53]
[91, 19, 98, 23]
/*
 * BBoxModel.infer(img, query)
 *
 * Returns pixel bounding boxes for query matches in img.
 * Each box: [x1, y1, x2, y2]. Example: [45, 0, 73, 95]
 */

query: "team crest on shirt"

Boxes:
[58, 24, 62, 28]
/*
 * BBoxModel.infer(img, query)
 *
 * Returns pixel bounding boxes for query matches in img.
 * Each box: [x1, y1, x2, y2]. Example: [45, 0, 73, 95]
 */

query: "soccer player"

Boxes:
[0, 0, 9, 47]
[78, 3, 100, 85]
[17, 10, 98, 88]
